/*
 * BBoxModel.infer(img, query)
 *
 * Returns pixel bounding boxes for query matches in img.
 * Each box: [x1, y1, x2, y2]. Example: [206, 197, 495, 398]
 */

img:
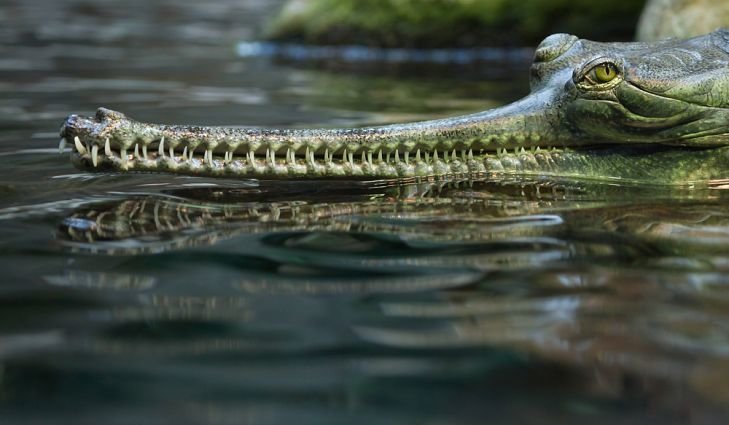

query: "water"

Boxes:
[2, 1, 729, 424]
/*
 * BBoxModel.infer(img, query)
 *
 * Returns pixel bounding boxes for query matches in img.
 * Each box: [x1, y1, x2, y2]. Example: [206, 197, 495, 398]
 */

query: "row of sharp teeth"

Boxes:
[62, 136, 556, 168]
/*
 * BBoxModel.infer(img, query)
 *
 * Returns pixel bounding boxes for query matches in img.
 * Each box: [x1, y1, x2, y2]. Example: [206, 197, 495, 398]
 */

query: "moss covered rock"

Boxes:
[265, 0, 646, 47]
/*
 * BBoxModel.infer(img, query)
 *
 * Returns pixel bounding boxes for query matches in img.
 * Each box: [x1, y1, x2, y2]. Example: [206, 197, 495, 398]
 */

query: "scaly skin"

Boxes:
[59, 30, 729, 183]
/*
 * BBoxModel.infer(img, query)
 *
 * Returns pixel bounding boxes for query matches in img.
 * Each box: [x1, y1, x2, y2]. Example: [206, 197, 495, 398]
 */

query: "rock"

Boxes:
[637, 0, 729, 41]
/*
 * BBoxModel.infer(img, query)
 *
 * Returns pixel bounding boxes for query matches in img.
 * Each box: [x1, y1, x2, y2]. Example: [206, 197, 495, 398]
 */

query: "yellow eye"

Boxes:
[575, 59, 622, 89]
[591, 62, 618, 83]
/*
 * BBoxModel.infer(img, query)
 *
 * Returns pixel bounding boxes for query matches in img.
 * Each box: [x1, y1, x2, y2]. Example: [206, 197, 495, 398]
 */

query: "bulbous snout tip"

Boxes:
[59, 113, 92, 139]
[59, 107, 125, 139]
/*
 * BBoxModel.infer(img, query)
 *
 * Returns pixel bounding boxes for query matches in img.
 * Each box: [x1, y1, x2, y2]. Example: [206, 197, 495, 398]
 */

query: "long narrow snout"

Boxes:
[60, 89, 565, 179]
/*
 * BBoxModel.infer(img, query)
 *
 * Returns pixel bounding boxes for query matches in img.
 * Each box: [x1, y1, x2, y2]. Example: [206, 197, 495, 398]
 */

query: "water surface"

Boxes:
[1, 1, 729, 424]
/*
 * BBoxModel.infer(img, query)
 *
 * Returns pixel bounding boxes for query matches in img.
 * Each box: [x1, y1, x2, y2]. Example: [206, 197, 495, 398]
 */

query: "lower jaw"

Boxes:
[71, 147, 570, 180]
[69, 144, 729, 184]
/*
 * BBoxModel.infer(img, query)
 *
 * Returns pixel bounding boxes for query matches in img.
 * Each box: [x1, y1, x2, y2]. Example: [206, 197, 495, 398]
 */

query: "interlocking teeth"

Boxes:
[91, 144, 99, 167]
[68, 137, 551, 177]
[74, 136, 86, 154]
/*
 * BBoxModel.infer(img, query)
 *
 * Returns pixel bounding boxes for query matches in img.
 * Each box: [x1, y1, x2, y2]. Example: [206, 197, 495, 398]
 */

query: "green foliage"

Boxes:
[265, 0, 646, 47]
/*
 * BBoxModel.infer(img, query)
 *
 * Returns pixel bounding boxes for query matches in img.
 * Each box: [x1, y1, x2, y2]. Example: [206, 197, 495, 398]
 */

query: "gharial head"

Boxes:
[59, 30, 729, 181]
[530, 28, 729, 147]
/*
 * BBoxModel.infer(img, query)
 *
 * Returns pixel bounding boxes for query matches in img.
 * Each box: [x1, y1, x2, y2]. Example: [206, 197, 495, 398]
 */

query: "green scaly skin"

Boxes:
[59, 30, 729, 184]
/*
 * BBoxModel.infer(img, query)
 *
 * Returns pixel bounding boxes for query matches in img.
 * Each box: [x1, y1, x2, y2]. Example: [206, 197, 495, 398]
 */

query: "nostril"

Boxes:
[59, 114, 79, 136]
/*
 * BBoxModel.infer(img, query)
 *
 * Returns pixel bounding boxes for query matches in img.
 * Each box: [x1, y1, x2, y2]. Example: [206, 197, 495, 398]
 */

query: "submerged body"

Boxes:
[60, 30, 729, 184]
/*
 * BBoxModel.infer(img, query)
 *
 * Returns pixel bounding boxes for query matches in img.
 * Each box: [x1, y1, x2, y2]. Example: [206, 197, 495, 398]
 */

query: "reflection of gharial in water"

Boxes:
[48, 174, 729, 417]
[57, 179, 575, 255]
[52, 181, 729, 415]
[56, 179, 729, 261]
[60, 30, 729, 183]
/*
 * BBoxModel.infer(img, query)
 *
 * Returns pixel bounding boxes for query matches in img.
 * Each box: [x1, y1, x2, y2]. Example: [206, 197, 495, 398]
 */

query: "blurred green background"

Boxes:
[265, 0, 729, 47]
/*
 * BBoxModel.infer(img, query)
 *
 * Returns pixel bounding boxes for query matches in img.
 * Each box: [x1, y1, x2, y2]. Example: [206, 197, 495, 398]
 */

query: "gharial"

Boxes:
[59, 30, 729, 184]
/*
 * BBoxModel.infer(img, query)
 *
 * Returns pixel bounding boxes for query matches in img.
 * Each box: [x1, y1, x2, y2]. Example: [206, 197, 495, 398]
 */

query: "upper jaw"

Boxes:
[60, 107, 163, 153]
[59, 96, 567, 178]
